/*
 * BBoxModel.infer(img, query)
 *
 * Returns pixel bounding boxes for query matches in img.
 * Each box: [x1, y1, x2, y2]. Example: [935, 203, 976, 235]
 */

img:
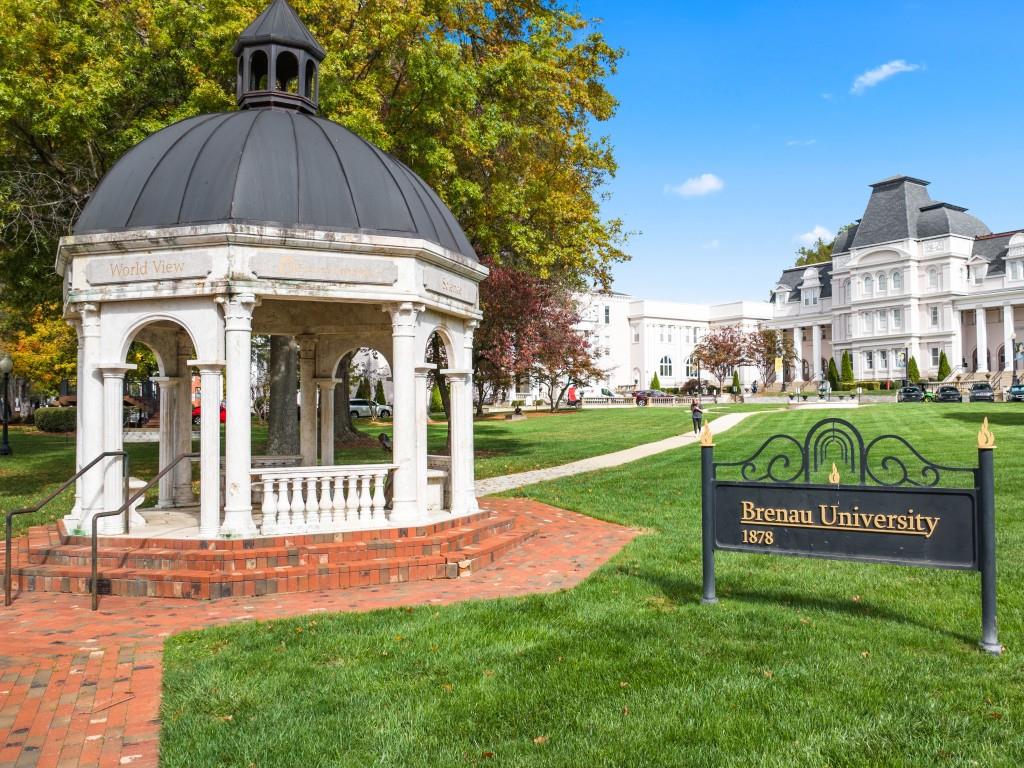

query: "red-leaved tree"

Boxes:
[692, 326, 747, 389]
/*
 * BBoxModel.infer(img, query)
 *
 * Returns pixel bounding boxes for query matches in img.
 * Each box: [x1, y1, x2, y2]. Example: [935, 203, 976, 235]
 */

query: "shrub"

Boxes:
[907, 356, 921, 383]
[841, 350, 854, 385]
[356, 377, 371, 400]
[937, 351, 951, 380]
[374, 380, 387, 405]
[430, 383, 444, 413]
[854, 380, 881, 391]
[827, 358, 840, 391]
[650, 372, 661, 390]
[731, 370, 741, 393]
[34, 406, 76, 433]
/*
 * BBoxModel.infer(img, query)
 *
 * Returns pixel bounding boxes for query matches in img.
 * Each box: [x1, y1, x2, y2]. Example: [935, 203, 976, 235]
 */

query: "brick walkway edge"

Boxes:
[0, 498, 636, 768]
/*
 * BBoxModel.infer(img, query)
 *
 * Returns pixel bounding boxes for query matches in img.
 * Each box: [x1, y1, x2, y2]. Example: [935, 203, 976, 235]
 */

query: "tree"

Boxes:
[355, 377, 371, 400]
[4, 302, 76, 395]
[373, 380, 386, 405]
[937, 351, 951, 380]
[841, 350, 854, 385]
[731, 370, 741, 394]
[531, 291, 603, 411]
[907, 356, 921, 383]
[650, 372, 661, 390]
[333, 351, 360, 444]
[827, 358, 840, 391]
[429, 383, 443, 415]
[745, 327, 795, 389]
[692, 326, 747, 390]
[794, 223, 855, 267]
[267, 336, 299, 455]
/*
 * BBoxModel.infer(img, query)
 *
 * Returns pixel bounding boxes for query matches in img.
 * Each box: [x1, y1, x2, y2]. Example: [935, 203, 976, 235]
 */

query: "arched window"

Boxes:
[685, 356, 696, 377]
[276, 51, 299, 93]
[863, 275, 873, 296]
[305, 60, 316, 99]
[877, 273, 887, 292]
[659, 356, 673, 377]
[249, 50, 268, 90]
[891, 270, 902, 291]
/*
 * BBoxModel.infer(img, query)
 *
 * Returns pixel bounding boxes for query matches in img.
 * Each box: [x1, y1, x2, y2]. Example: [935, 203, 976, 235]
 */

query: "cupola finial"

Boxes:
[234, 0, 325, 114]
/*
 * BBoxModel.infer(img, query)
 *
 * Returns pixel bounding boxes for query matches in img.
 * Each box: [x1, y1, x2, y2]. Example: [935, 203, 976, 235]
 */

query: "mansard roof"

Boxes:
[972, 230, 1024, 276]
[831, 222, 859, 255]
[917, 202, 990, 239]
[769, 262, 832, 303]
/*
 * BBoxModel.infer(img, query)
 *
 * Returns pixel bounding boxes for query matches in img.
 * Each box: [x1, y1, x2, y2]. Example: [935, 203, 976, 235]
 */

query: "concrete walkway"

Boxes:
[475, 409, 761, 495]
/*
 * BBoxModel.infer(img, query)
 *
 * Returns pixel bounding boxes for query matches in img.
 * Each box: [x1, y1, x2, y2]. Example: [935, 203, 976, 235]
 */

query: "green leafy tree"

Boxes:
[841, 350, 854, 385]
[907, 356, 921, 383]
[429, 383, 443, 414]
[794, 223, 856, 267]
[650, 372, 661, 390]
[937, 351, 951, 380]
[731, 370, 741, 393]
[373, 379, 387, 405]
[827, 358, 840, 390]
[356, 377, 371, 400]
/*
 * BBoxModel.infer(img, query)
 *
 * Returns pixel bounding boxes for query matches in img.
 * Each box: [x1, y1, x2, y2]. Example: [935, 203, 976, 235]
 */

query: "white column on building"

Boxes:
[316, 378, 336, 465]
[297, 335, 317, 466]
[70, 304, 105, 531]
[191, 361, 224, 536]
[975, 307, 989, 373]
[1003, 304, 1014, 372]
[811, 324, 822, 382]
[150, 376, 178, 508]
[951, 309, 964, 373]
[174, 338, 196, 507]
[387, 303, 423, 522]
[68, 318, 85, 527]
[442, 369, 476, 516]
[414, 365, 433, 510]
[221, 295, 257, 537]
[99, 364, 135, 535]
[792, 327, 803, 381]
[462, 321, 479, 513]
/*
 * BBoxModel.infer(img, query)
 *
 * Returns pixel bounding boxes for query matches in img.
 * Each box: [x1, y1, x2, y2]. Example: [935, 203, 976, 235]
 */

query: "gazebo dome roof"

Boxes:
[73, 109, 477, 261]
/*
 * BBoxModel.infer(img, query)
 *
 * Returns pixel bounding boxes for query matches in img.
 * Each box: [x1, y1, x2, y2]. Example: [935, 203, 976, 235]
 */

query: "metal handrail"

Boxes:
[5, 450, 128, 607]
[90, 452, 198, 610]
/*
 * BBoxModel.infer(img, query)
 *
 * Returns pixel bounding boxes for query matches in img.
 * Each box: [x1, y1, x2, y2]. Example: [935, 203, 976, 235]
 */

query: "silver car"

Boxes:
[349, 398, 375, 418]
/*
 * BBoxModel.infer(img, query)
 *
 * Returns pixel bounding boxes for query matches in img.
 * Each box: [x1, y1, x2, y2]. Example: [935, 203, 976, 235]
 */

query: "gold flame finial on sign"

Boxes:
[699, 423, 714, 447]
[978, 417, 996, 449]
[828, 462, 841, 485]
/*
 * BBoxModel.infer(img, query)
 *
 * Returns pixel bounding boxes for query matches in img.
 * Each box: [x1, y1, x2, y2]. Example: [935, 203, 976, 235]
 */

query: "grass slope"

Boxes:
[159, 404, 1024, 767]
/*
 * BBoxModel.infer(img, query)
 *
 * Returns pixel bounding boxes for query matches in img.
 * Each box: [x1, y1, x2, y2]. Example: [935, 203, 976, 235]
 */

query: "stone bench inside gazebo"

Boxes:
[2, 0, 541, 603]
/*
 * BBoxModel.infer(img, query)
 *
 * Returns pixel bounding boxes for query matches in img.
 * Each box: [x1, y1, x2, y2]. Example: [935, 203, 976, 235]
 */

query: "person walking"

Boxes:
[690, 398, 704, 435]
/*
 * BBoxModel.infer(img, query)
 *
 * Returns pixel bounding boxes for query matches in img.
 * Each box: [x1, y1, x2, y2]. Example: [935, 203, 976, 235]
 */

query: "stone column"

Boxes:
[67, 318, 85, 528]
[316, 378, 336, 465]
[150, 376, 179, 508]
[99, 364, 135, 535]
[190, 361, 224, 537]
[792, 327, 803, 381]
[297, 335, 317, 466]
[221, 295, 257, 537]
[461, 321, 479, 513]
[174, 338, 196, 507]
[442, 369, 476, 516]
[387, 303, 423, 522]
[811, 324, 822, 382]
[976, 307, 989, 373]
[951, 309, 964, 373]
[72, 304, 105, 531]
[414, 365, 434, 509]
[1003, 305, 1014, 372]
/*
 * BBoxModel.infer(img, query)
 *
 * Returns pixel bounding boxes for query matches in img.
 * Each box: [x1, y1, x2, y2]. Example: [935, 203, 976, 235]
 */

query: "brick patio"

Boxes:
[0, 498, 636, 767]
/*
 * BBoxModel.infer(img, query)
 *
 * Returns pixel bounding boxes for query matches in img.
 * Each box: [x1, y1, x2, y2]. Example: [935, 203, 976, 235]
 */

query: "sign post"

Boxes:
[700, 417, 1001, 654]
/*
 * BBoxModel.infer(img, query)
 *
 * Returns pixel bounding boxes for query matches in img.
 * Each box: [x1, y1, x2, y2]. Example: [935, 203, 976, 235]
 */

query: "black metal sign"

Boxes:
[699, 417, 1001, 654]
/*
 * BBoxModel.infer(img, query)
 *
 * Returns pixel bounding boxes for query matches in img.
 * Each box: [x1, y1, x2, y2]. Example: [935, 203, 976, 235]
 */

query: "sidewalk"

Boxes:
[475, 409, 761, 495]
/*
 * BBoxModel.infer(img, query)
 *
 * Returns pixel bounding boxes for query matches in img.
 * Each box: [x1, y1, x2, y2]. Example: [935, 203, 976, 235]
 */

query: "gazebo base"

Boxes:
[4, 508, 538, 602]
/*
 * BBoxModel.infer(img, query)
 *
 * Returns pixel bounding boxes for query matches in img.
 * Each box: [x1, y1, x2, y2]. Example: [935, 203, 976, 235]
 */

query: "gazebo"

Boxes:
[57, 0, 487, 540]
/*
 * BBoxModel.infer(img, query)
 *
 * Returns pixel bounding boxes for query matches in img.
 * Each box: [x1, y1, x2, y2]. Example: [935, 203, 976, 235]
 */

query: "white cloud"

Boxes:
[820, 92, 834, 101]
[702, 239, 720, 249]
[665, 173, 724, 198]
[786, 139, 817, 147]
[850, 59, 921, 94]
[796, 225, 834, 246]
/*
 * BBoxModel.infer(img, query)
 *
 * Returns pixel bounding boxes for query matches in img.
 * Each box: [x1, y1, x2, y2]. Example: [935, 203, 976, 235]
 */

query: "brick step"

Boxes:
[26, 516, 517, 571]
[6, 552, 451, 600]
[452, 522, 541, 575]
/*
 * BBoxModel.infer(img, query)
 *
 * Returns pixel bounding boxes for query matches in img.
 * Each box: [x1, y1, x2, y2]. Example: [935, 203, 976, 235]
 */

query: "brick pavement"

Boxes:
[0, 498, 636, 768]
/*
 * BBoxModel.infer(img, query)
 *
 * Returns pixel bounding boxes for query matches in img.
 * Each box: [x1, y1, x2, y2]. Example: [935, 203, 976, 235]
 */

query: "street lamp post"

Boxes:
[0, 353, 13, 457]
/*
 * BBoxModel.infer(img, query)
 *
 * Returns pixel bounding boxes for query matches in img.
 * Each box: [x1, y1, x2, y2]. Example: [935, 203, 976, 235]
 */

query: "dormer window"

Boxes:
[1009, 260, 1024, 281]
[802, 288, 819, 306]
[972, 263, 988, 285]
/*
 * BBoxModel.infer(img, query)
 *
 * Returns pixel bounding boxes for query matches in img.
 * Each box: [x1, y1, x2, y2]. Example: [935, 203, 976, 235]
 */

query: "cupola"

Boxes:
[233, 0, 326, 114]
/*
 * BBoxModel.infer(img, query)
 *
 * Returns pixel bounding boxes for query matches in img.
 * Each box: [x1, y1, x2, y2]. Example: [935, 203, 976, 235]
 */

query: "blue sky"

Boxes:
[582, 1, 1024, 303]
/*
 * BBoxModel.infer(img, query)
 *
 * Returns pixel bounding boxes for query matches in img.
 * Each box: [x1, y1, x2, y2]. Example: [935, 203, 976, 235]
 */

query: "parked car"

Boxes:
[896, 386, 924, 402]
[349, 398, 376, 418]
[633, 389, 669, 406]
[1007, 384, 1024, 402]
[192, 403, 226, 424]
[935, 385, 963, 403]
[375, 403, 393, 417]
[969, 382, 995, 402]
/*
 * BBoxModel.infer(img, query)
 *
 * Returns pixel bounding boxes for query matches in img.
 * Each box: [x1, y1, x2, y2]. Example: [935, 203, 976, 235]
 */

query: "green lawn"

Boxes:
[160, 404, 1024, 767]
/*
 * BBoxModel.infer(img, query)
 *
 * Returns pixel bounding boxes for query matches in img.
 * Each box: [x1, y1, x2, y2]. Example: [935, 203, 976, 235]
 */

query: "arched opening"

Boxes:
[275, 51, 300, 93]
[304, 60, 316, 98]
[659, 355, 673, 379]
[249, 50, 268, 90]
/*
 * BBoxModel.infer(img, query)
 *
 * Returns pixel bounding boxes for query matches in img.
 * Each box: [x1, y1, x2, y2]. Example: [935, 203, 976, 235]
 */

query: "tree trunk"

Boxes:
[266, 335, 299, 455]
[430, 334, 452, 453]
[334, 351, 361, 443]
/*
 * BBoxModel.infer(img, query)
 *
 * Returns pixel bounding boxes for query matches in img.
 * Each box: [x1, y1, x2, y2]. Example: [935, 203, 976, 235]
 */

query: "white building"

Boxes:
[577, 293, 771, 391]
[768, 175, 1024, 387]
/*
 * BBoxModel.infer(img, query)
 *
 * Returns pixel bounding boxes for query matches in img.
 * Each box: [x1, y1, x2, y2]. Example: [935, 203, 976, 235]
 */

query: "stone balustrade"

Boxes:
[253, 464, 397, 535]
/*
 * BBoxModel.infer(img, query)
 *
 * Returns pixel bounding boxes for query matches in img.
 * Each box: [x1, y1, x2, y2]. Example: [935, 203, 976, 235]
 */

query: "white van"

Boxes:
[579, 386, 617, 399]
